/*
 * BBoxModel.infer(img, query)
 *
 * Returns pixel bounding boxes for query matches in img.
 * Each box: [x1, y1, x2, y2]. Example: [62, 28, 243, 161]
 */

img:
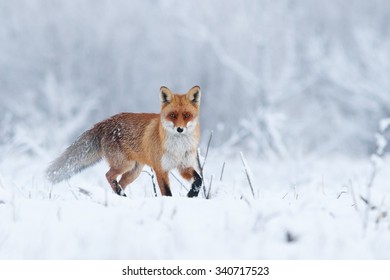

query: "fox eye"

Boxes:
[169, 113, 177, 119]
[183, 113, 191, 119]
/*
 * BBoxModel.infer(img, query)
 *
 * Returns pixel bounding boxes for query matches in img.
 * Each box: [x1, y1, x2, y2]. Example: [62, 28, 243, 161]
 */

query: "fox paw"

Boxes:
[117, 188, 127, 197]
[187, 189, 199, 198]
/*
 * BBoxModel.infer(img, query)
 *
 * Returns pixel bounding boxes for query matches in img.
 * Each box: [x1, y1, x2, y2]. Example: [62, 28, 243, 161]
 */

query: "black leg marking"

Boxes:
[187, 171, 202, 198]
[162, 180, 172, 196]
[113, 180, 127, 197]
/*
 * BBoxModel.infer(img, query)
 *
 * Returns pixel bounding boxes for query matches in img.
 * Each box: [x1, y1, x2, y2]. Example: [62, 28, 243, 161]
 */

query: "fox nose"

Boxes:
[177, 127, 184, 133]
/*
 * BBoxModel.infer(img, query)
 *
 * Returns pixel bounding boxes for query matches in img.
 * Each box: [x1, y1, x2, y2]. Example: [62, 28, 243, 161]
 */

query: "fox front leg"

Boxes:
[155, 171, 173, 196]
[180, 168, 203, 197]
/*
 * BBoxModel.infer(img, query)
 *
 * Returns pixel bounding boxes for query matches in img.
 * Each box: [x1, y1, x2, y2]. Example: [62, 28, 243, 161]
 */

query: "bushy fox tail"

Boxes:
[46, 125, 102, 184]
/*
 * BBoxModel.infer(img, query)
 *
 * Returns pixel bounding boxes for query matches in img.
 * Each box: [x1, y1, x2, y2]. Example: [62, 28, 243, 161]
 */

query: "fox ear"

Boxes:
[187, 85, 201, 105]
[160, 86, 173, 104]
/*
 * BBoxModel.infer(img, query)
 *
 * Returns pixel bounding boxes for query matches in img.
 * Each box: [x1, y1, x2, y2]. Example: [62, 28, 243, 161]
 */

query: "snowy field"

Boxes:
[1, 150, 389, 259]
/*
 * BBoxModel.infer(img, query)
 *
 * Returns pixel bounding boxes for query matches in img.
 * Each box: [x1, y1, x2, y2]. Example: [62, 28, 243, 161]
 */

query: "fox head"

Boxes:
[160, 85, 201, 135]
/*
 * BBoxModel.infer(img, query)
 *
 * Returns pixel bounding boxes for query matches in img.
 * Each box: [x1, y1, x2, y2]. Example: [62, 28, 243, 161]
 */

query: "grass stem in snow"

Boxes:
[170, 171, 188, 192]
[219, 162, 225, 181]
[240, 151, 255, 198]
[143, 168, 158, 197]
[363, 117, 390, 230]
[197, 131, 213, 198]
[206, 175, 213, 199]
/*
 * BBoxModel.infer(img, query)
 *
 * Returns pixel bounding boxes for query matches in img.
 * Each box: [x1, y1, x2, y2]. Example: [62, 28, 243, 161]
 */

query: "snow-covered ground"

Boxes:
[1, 150, 389, 259]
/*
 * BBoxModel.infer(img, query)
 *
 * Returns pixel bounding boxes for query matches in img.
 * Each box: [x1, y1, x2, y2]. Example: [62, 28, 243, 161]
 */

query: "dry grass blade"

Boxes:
[170, 171, 189, 192]
[240, 151, 255, 198]
[197, 131, 213, 197]
[142, 168, 158, 197]
[201, 131, 213, 170]
[219, 162, 225, 181]
[206, 175, 213, 199]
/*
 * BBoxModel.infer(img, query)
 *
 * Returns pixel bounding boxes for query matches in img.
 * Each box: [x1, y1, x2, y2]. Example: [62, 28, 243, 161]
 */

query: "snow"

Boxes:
[1, 152, 389, 259]
[375, 133, 388, 156]
[1, 0, 390, 261]
[380, 118, 390, 133]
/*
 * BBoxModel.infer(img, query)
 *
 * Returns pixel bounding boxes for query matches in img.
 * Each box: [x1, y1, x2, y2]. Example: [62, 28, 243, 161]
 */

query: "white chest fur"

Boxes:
[161, 133, 197, 171]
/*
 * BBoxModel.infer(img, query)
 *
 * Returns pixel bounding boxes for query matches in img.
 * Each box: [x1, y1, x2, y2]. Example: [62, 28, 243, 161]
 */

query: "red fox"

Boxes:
[46, 86, 203, 197]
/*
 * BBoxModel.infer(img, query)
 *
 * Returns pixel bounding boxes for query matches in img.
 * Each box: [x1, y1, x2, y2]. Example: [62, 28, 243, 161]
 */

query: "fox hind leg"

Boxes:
[106, 168, 127, 197]
[119, 162, 144, 190]
[113, 180, 126, 197]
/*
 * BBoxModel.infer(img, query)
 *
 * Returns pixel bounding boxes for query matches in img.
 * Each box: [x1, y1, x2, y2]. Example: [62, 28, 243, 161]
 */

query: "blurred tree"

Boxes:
[0, 0, 389, 157]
